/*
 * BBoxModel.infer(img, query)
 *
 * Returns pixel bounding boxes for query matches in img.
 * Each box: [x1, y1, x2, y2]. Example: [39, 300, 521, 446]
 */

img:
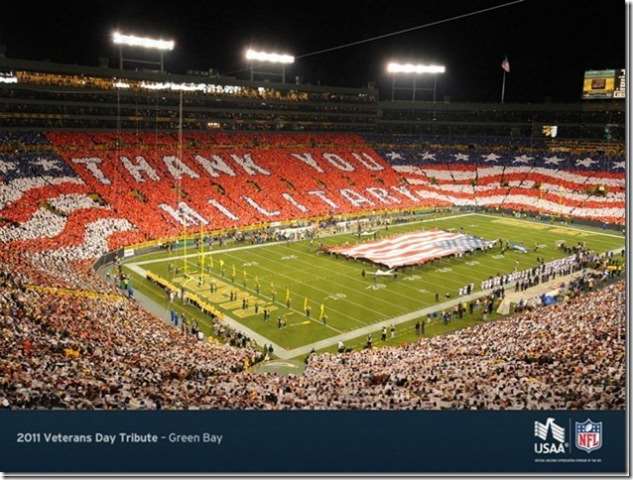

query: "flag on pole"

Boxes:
[319, 303, 325, 320]
[500, 57, 509, 103]
[304, 297, 308, 311]
[285, 287, 290, 303]
[501, 56, 510, 73]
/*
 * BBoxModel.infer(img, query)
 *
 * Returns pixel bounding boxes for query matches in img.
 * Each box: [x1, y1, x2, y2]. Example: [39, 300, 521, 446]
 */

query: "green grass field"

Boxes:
[122, 212, 624, 359]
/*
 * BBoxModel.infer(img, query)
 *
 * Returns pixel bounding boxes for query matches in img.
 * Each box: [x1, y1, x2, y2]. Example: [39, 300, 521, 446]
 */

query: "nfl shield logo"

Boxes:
[575, 419, 603, 453]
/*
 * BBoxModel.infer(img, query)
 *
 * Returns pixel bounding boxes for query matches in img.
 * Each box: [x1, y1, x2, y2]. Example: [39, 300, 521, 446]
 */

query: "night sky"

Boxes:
[0, 0, 625, 102]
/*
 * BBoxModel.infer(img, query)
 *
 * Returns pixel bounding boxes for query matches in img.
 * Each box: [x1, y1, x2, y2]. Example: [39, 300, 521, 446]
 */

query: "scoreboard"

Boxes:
[582, 69, 626, 99]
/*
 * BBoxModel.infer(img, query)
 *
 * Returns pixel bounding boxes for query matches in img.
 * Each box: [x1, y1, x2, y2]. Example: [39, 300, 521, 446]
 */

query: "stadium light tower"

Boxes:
[112, 31, 175, 73]
[386, 62, 446, 102]
[244, 48, 294, 84]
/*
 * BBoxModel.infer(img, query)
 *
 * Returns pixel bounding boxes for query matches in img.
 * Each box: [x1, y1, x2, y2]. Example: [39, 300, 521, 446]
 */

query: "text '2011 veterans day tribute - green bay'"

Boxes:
[16, 432, 223, 445]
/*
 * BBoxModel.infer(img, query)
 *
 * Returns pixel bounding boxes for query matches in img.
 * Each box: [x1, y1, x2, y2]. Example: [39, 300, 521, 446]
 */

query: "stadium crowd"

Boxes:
[0, 254, 624, 409]
[204, 281, 625, 410]
[0, 130, 626, 410]
[0, 265, 262, 409]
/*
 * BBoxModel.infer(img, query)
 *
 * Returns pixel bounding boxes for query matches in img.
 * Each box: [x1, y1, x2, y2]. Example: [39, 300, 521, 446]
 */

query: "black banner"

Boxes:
[0, 410, 626, 474]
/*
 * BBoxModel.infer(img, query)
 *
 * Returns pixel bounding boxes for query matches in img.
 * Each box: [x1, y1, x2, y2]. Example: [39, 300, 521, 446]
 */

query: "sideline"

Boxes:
[128, 283, 289, 356]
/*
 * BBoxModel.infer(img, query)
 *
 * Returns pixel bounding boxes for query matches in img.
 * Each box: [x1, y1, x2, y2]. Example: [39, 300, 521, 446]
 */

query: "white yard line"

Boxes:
[279, 251, 624, 359]
[125, 213, 624, 360]
[280, 290, 492, 359]
[278, 241, 482, 291]
[218, 250, 375, 327]
[238, 247, 407, 315]
[126, 270, 293, 356]
[127, 262, 317, 357]
[178, 258, 344, 334]
[129, 259, 497, 360]
[130, 259, 344, 336]
[273, 243, 431, 306]
[127, 250, 624, 361]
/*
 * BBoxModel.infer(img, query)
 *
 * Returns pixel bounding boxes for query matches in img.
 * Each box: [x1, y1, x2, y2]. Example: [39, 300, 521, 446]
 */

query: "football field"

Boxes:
[123, 213, 624, 359]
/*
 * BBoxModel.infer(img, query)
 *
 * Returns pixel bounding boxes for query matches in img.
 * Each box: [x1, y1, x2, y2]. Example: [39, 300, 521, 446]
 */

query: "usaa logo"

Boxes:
[533, 417, 569, 454]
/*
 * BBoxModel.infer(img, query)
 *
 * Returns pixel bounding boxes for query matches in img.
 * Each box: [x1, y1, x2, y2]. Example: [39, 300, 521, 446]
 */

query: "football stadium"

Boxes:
[0, 2, 626, 411]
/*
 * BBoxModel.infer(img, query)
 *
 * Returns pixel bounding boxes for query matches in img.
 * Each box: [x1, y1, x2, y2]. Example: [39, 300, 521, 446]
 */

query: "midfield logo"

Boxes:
[575, 419, 603, 453]
[534, 418, 568, 454]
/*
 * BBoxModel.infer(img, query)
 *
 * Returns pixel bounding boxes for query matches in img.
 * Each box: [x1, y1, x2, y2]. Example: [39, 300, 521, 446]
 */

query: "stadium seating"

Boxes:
[5, 132, 622, 247]
[43, 132, 428, 242]
[0, 130, 624, 288]
[379, 146, 625, 225]
[0, 130, 625, 410]
[0, 264, 261, 409]
[1, 261, 623, 408]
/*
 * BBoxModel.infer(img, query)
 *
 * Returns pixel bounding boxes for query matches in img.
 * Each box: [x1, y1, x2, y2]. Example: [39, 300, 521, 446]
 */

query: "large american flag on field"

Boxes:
[329, 230, 494, 268]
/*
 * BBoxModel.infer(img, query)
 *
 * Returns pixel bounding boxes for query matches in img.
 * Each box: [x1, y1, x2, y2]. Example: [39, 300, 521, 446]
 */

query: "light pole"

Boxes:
[386, 62, 445, 102]
[244, 48, 294, 84]
[112, 31, 175, 72]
